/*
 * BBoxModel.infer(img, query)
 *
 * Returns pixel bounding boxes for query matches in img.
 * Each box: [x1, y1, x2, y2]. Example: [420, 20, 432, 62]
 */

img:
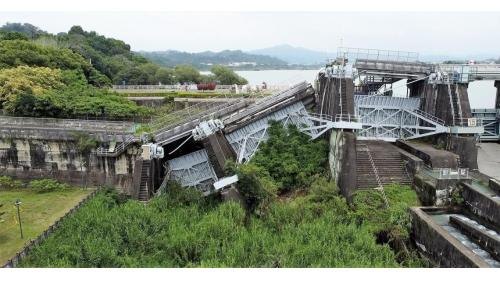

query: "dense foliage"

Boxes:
[0, 39, 109, 86]
[0, 66, 149, 118]
[250, 122, 328, 193]
[29, 179, 70, 193]
[20, 187, 404, 268]
[1, 23, 249, 86]
[20, 123, 425, 268]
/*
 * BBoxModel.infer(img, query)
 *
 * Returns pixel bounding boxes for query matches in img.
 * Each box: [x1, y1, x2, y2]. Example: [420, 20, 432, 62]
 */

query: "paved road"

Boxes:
[477, 143, 500, 180]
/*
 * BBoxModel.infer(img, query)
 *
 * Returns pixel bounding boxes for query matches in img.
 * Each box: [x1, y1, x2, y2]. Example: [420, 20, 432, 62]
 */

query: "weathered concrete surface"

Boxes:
[128, 96, 167, 107]
[0, 138, 140, 193]
[202, 131, 235, 178]
[396, 140, 458, 168]
[435, 135, 478, 170]
[449, 215, 500, 261]
[477, 143, 500, 180]
[410, 207, 491, 267]
[419, 83, 472, 126]
[329, 131, 356, 203]
[461, 182, 500, 227]
[396, 147, 424, 175]
[317, 74, 355, 116]
[413, 174, 460, 206]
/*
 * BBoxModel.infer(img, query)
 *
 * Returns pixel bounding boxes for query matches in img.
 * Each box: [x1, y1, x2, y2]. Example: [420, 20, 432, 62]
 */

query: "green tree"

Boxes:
[154, 67, 175, 84]
[0, 22, 47, 39]
[210, 65, 247, 85]
[174, 64, 201, 84]
[0, 31, 29, 41]
[250, 121, 328, 193]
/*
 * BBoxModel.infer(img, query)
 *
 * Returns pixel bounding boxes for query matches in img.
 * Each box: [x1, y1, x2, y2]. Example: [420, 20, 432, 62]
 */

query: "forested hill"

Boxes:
[140, 50, 288, 70]
[0, 23, 175, 85]
[0, 23, 248, 118]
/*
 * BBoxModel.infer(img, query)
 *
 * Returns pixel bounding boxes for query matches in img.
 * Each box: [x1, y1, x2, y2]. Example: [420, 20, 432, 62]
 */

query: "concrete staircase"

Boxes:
[356, 140, 412, 188]
[138, 160, 151, 202]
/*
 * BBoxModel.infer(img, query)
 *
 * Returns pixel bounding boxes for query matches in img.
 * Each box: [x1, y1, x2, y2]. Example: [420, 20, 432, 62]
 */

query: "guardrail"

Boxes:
[453, 117, 483, 127]
[95, 135, 137, 156]
[336, 47, 420, 63]
[2, 189, 98, 268]
[420, 166, 470, 180]
[413, 109, 445, 126]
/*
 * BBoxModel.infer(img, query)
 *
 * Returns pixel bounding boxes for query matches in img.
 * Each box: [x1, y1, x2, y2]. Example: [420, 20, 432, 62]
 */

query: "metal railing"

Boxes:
[358, 143, 389, 208]
[336, 47, 420, 63]
[153, 99, 248, 142]
[95, 135, 137, 156]
[420, 166, 470, 180]
[412, 109, 445, 126]
[452, 117, 483, 127]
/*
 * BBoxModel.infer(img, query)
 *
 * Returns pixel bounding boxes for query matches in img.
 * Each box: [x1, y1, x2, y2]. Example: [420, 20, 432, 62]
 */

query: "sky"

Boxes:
[0, 11, 499, 57]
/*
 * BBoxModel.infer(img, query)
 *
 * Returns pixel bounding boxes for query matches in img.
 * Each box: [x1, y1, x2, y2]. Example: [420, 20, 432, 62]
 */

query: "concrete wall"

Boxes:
[317, 74, 355, 116]
[396, 140, 459, 169]
[419, 83, 472, 126]
[435, 135, 478, 169]
[410, 207, 490, 267]
[329, 130, 356, 204]
[413, 175, 460, 206]
[0, 138, 141, 194]
[462, 182, 500, 227]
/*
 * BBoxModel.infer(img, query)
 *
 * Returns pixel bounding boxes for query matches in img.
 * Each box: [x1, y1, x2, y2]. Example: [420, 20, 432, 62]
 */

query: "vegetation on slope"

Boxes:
[20, 123, 426, 268]
[1, 23, 249, 86]
[0, 22, 249, 118]
[0, 66, 149, 118]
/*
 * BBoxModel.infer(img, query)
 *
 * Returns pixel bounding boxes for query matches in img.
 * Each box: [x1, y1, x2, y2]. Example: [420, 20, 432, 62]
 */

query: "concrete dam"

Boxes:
[1, 47, 500, 267]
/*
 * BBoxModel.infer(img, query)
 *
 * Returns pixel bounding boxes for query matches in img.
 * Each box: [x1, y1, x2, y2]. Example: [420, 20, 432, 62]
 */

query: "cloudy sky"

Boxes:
[0, 11, 499, 57]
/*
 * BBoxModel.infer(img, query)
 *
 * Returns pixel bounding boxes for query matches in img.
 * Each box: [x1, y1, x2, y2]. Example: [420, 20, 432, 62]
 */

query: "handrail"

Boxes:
[413, 109, 445, 126]
[95, 135, 136, 156]
[358, 143, 389, 208]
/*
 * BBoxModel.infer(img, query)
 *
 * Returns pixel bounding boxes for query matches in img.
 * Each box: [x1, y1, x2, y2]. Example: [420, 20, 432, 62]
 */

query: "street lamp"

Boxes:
[14, 199, 23, 239]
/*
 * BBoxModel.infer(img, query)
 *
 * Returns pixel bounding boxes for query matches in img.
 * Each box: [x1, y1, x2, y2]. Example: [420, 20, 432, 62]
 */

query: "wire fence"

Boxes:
[2, 189, 98, 268]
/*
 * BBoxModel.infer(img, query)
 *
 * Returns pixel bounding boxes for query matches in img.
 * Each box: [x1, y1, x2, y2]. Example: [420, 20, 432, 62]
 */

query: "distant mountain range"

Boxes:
[140, 50, 289, 70]
[249, 44, 334, 65]
[141, 45, 500, 71]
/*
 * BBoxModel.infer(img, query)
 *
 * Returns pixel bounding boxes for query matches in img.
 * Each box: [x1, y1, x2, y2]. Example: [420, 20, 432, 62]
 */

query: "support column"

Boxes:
[202, 131, 235, 178]
[407, 79, 426, 98]
[317, 73, 355, 117]
[495, 80, 500, 110]
[420, 82, 472, 126]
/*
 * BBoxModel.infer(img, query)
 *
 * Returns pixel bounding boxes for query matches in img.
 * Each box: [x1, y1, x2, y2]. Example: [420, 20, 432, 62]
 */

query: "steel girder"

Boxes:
[356, 106, 448, 141]
[225, 102, 316, 164]
[167, 149, 218, 191]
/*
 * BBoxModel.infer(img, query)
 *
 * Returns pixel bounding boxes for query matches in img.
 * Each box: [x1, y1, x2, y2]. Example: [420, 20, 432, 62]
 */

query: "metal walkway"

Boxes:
[472, 108, 500, 141]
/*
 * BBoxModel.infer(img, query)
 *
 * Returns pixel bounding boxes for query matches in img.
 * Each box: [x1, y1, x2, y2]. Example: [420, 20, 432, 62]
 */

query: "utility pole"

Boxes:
[15, 199, 23, 239]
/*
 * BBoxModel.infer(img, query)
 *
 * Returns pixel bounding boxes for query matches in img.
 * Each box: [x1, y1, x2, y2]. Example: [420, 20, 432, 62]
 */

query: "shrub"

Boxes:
[250, 122, 328, 193]
[0, 176, 22, 190]
[29, 179, 69, 193]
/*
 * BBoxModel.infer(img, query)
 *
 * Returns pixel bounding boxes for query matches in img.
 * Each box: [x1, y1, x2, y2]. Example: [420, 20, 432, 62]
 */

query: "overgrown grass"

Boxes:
[19, 188, 402, 268]
[0, 186, 94, 265]
[19, 123, 426, 268]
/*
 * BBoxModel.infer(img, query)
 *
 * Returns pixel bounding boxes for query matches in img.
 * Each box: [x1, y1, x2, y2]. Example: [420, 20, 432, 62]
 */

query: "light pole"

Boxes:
[14, 199, 23, 239]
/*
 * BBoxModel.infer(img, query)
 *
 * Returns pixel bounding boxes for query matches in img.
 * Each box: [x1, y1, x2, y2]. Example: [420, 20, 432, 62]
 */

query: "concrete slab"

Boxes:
[477, 143, 500, 181]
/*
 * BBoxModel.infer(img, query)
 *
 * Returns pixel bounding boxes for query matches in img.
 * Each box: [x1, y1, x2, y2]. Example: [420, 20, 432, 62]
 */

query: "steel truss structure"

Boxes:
[356, 106, 449, 141]
[225, 102, 316, 164]
[166, 149, 218, 190]
[472, 108, 500, 141]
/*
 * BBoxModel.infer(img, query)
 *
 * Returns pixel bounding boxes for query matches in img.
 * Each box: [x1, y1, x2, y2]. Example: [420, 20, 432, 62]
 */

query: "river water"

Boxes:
[235, 70, 497, 109]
